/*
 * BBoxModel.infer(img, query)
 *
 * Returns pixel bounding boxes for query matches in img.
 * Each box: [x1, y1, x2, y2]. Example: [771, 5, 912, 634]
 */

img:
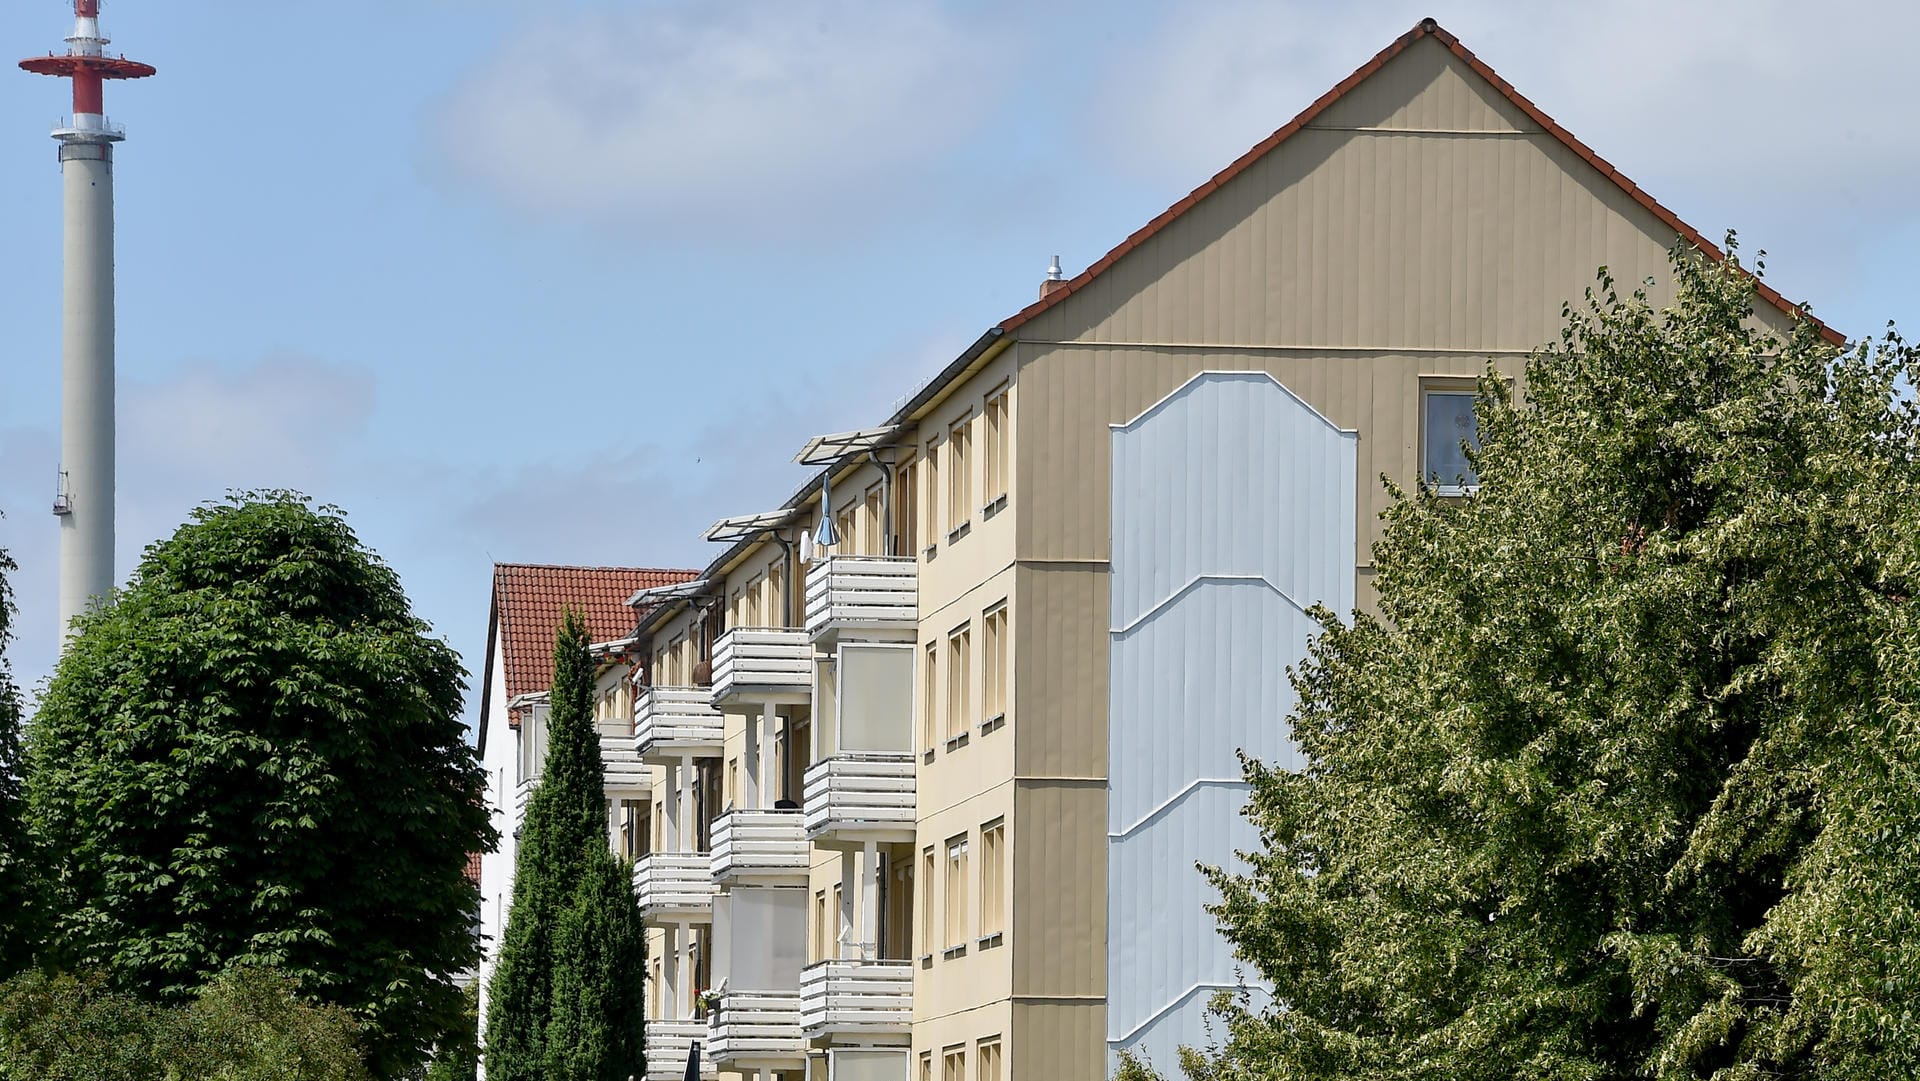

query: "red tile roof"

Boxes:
[464, 851, 483, 887]
[487, 563, 699, 729]
[1000, 18, 1845, 348]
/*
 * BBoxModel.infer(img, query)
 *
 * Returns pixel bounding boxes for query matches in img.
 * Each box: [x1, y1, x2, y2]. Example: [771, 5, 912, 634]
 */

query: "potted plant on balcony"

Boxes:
[695, 986, 723, 1020]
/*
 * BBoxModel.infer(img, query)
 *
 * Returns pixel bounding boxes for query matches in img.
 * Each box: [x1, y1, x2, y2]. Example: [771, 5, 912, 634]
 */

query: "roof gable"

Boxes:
[484, 563, 699, 731]
[1001, 18, 1841, 347]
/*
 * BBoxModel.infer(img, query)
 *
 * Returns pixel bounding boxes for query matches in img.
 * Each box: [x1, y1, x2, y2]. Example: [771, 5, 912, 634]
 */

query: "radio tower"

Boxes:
[20, 2, 154, 645]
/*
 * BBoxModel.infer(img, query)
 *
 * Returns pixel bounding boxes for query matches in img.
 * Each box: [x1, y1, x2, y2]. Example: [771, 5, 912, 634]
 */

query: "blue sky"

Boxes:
[2, 0, 1915, 727]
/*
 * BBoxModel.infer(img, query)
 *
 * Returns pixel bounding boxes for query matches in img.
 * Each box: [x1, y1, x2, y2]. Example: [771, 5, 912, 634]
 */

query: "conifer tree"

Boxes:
[1180, 247, 1920, 1081]
[485, 610, 645, 1081]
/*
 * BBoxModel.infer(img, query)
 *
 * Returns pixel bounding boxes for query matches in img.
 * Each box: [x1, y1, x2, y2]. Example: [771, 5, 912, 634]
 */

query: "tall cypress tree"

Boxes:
[484, 610, 645, 1081]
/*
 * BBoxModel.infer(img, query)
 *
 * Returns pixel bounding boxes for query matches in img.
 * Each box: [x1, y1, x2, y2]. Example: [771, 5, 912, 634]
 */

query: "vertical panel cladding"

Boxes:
[1013, 565, 1109, 780]
[1013, 1000, 1106, 1081]
[1011, 779, 1106, 999]
[1107, 786, 1262, 1071]
[1106, 372, 1356, 1071]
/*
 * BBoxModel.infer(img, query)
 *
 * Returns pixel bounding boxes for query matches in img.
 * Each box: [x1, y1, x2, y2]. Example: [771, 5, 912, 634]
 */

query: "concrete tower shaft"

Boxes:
[20, 1, 154, 644]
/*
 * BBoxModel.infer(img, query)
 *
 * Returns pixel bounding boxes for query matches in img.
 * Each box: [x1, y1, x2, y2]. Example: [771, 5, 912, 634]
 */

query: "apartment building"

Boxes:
[475, 562, 700, 1049]
[483, 19, 1837, 1081]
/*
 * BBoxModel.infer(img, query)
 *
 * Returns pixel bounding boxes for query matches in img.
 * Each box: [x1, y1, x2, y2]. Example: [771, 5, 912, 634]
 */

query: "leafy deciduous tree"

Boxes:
[1188, 247, 1920, 1080]
[0, 529, 37, 980]
[0, 966, 373, 1081]
[25, 492, 496, 1080]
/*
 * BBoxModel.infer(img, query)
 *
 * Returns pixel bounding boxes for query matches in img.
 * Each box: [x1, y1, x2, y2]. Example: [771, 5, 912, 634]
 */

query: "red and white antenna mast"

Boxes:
[20, 1, 155, 647]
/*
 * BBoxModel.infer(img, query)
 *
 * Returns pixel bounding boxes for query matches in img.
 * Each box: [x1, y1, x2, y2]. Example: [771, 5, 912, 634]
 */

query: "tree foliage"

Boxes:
[0, 966, 373, 1081]
[485, 610, 645, 1081]
[422, 982, 480, 1081]
[24, 492, 496, 1080]
[1190, 247, 1920, 1080]
[0, 528, 37, 980]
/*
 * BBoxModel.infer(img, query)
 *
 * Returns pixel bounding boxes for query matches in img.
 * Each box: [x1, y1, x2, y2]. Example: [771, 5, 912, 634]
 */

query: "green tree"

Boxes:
[24, 492, 496, 1080]
[484, 610, 645, 1081]
[423, 982, 481, 1081]
[1187, 247, 1920, 1081]
[0, 529, 38, 980]
[0, 967, 373, 1081]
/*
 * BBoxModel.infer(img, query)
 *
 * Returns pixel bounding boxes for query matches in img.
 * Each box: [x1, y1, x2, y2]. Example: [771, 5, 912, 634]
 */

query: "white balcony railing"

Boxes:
[800, 959, 912, 1040]
[711, 628, 811, 705]
[633, 852, 717, 921]
[513, 777, 536, 831]
[707, 991, 805, 1069]
[643, 1020, 716, 1080]
[634, 686, 724, 761]
[804, 556, 918, 641]
[802, 753, 917, 844]
[599, 721, 651, 797]
[710, 809, 808, 885]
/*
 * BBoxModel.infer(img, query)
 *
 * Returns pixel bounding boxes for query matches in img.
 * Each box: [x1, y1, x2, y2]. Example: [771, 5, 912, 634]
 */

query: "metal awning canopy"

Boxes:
[626, 578, 713, 607]
[792, 425, 904, 465]
[704, 509, 802, 544]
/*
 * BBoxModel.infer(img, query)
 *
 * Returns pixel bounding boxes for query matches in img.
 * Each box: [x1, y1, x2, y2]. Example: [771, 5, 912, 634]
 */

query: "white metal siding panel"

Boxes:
[1107, 373, 1356, 1070]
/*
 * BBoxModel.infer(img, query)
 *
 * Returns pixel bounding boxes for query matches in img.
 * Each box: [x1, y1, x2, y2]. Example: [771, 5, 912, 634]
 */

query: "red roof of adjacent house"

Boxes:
[1000, 18, 1845, 348]
[485, 563, 699, 730]
[464, 851, 483, 887]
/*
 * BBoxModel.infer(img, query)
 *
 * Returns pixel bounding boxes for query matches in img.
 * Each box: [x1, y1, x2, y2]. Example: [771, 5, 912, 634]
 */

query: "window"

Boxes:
[980, 819, 1005, 939]
[920, 1052, 933, 1081]
[982, 602, 1007, 733]
[832, 882, 845, 958]
[1422, 388, 1481, 494]
[727, 758, 739, 809]
[942, 1046, 966, 1081]
[835, 501, 858, 556]
[921, 846, 936, 957]
[895, 454, 918, 556]
[947, 416, 972, 539]
[944, 834, 969, 951]
[983, 383, 1009, 512]
[767, 561, 785, 626]
[945, 624, 971, 745]
[813, 889, 828, 964]
[864, 482, 884, 555]
[925, 438, 943, 546]
[978, 1039, 1003, 1081]
[922, 641, 939, 755]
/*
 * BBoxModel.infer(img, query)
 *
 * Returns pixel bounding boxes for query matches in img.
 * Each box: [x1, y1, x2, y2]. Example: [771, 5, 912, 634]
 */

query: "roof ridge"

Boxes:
[999, 17, 1843, 346]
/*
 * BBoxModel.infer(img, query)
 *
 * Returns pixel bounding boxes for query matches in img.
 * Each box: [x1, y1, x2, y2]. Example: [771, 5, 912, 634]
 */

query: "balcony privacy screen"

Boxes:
[832, 1049, 911, 1081]
[839, 644, 913, 753]
[716, 886, 806, 989]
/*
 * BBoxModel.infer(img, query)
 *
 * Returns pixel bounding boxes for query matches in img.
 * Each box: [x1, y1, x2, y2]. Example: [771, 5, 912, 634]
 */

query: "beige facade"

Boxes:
[492, 20, 1835, 1081]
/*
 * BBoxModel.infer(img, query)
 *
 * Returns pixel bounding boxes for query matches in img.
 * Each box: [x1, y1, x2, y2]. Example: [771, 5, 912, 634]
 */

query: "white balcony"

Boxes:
[633, 852, 717, 922]
[643, 1019, 716, 1081]
[599, 721, 652, 798]
[803, 754, 917, 847]
[707, 991, 805, 1070]
[512, 777, 536, 831]
[799, 959, 912, 1042]
[710, 810, 809, 886]
[805, 556, 918, 642]
[712, 627, 811, 706]
[635, 685, 724, 762]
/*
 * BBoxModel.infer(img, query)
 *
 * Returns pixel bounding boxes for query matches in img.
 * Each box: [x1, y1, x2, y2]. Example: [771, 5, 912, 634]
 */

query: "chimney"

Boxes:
[1039, 255, 1067, 300]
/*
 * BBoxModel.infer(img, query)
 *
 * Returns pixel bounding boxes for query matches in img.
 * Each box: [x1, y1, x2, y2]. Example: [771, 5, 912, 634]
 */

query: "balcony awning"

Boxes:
[626, 578, 713, 607]
[704, 509, 802, 544]
[792, 425, 904, 465]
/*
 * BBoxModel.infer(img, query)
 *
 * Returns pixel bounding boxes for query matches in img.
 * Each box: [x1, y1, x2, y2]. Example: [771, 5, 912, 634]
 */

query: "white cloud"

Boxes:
[122, 352, 376, 494]
[0, 353, 377, 697]
[432, 0, 1004, 233]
